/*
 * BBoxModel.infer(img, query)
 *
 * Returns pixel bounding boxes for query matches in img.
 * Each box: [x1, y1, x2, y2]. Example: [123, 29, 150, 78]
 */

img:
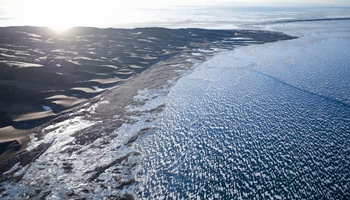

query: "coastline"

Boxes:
[0, 26, 296, 198]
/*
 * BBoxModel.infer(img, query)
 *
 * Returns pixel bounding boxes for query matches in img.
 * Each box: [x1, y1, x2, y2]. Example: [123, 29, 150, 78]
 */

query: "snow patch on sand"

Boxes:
[42, 105, 51, 111]
[191, 52, 202, 56]
[126, 88, 168, 112]
[27, 116, 94, 152]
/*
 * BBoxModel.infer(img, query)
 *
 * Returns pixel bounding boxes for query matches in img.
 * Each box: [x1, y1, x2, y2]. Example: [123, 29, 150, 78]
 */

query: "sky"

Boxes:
[0, 0, 350, 30]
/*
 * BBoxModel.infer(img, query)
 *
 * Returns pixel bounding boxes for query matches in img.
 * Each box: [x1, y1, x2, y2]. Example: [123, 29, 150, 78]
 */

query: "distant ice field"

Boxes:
[142, 6, 350, 29]
[3, 6, 350, 30]
[134, 20, 350, 199]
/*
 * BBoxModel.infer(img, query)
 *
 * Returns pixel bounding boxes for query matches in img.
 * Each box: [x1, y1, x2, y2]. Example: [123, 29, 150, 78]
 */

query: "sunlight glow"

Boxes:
[9, 0, 153, 31]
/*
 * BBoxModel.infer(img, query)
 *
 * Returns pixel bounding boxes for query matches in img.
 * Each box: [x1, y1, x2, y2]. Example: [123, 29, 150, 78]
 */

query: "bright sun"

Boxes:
[14, 0, 97, 32]
[11, 0, 156, 31]
[45, 18, 75, 33]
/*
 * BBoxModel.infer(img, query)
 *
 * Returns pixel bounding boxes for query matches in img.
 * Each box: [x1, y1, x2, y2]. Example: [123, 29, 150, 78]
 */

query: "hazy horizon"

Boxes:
[1, 1, 350, 31]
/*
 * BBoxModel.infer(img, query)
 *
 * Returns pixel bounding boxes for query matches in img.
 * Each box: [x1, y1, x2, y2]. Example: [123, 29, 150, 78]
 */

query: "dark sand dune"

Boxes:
[0, 26, 295, 176]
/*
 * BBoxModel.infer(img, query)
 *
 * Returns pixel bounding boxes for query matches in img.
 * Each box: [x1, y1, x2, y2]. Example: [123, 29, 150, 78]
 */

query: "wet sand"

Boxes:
[0, 26, 296, 198]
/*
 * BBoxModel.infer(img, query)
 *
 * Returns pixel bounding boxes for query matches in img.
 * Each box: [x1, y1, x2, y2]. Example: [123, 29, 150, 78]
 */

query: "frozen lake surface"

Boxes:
[135, 20, 350, 199]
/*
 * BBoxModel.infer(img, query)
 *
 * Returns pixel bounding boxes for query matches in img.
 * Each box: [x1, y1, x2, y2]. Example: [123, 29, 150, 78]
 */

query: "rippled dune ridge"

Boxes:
[0, 26, 295, 198]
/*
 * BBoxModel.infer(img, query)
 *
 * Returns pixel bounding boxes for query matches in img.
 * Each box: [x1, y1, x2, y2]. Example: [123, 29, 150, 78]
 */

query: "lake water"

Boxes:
[134, 20, 350, 199]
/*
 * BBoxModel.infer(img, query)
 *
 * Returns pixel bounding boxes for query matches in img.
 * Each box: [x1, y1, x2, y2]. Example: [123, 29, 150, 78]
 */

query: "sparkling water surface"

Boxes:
[135, 21, 350, 199]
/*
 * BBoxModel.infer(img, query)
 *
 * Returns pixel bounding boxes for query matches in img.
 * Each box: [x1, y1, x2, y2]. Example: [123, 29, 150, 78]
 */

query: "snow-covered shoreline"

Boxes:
[2, 30, 282, 198]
